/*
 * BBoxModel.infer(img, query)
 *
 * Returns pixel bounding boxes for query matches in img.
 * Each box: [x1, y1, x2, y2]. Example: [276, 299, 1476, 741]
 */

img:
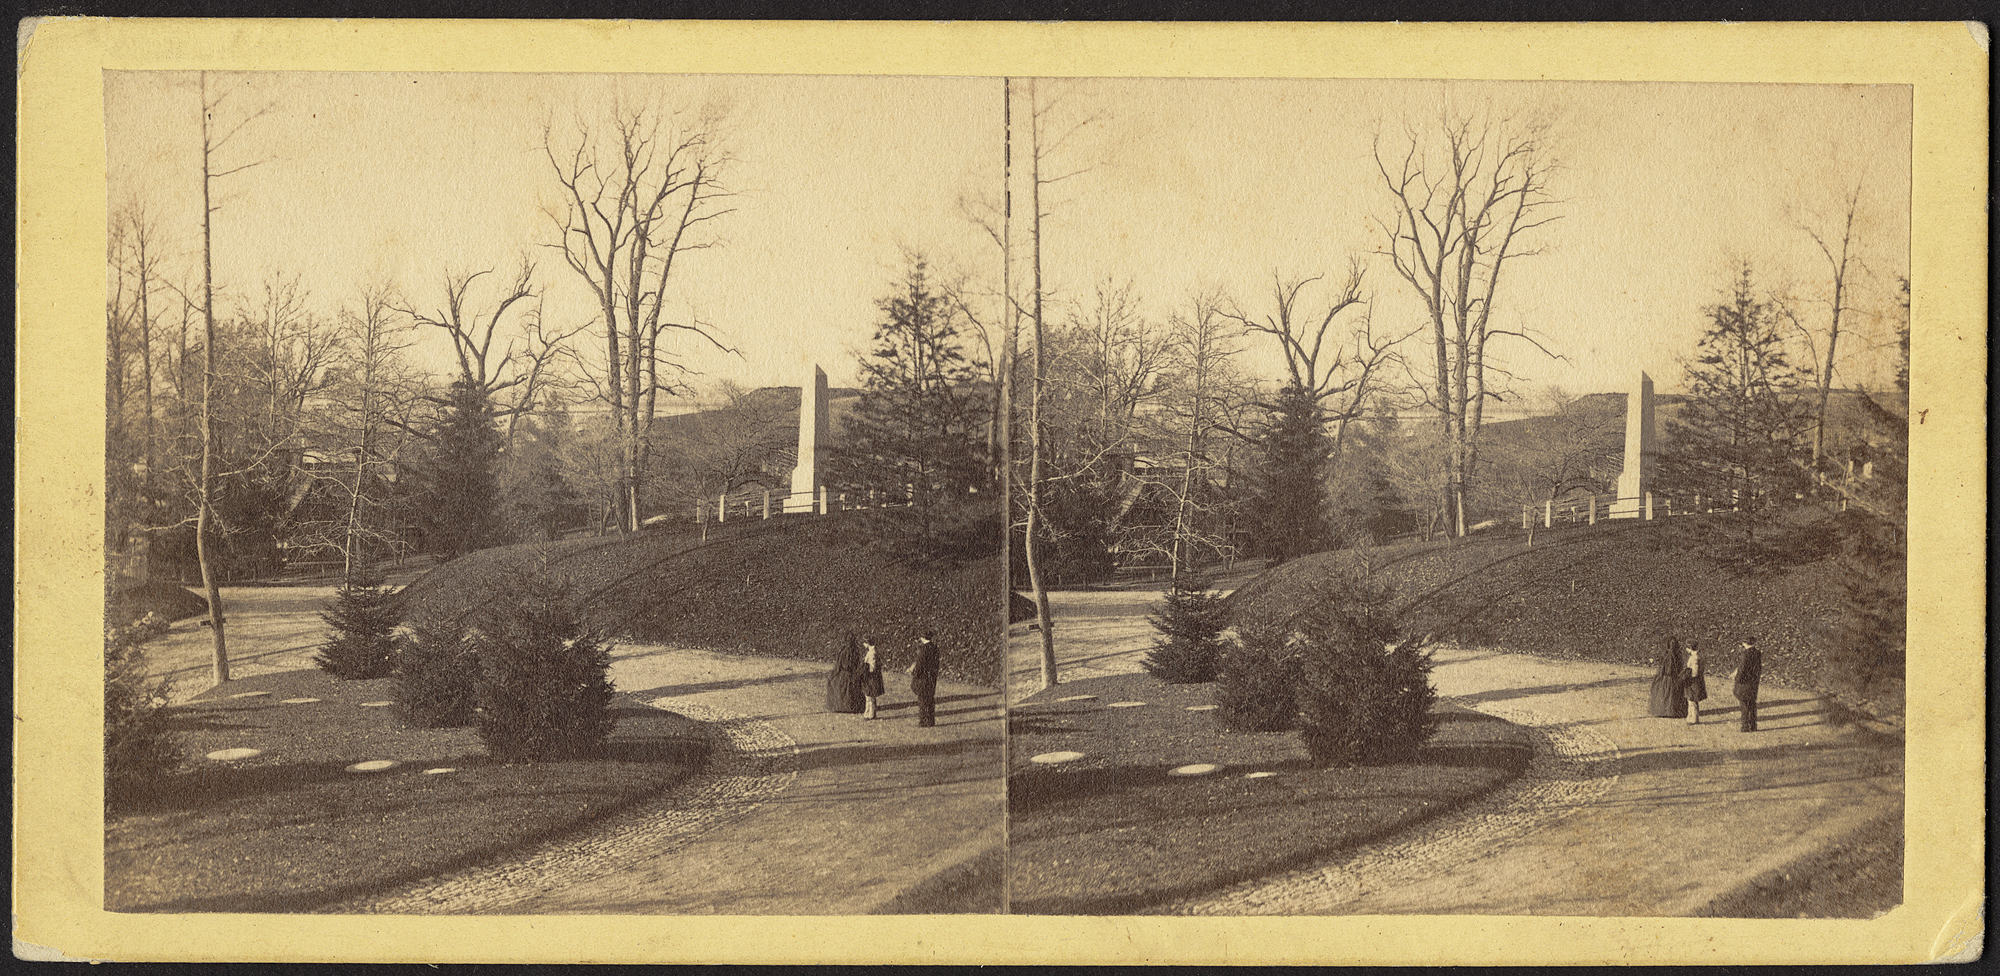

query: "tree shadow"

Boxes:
[1453, 675, 1649, 705]
[618, 670, 824, 698]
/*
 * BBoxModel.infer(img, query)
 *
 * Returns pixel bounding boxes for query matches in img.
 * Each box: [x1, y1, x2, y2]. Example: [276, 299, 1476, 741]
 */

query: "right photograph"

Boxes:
[998, 77, 1909, 918]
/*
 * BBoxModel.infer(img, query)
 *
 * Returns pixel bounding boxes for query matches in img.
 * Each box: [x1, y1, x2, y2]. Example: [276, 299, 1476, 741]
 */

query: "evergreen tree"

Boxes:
[314, 567, 400, 679]
[1661, 264, 1814, 531]
[471, 574, 618, 762]
[1142, 573, 1230, 683]
[1247, 384, 1331, 564]
[393, 608, 480, 728]
[831, 256, 993, 562]
[1216, 617, 1300, 731]
[105, 613, 180, 804]
[1291, 574, 1436, 766]
[419, 379, 509, 560]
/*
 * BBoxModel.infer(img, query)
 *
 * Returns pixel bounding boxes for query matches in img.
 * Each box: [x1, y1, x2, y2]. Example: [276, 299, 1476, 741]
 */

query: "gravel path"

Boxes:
[318, 698, 803, 915]
[1015, 590, 1905, 918]
[1157, 700, 1621, 914]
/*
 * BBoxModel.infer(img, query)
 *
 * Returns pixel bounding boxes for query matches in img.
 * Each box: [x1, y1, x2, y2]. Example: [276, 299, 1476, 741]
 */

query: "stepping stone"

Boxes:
[206, 748, 263, 761]
[1107, 701, 1147, 708]
[359, 701, 394, 708]
[422, 768, 457, 775]
[227, 691, 270, 699]
[345, 760, 400, 773]
[1055, 694, 1098, 702]
[1185, 704, 1219, 711]
[281, 697, 322, 704]
[1168, 763, 1222, 777]
[1030, 751, 1086, 764]
[1244, 771, 1280, 779]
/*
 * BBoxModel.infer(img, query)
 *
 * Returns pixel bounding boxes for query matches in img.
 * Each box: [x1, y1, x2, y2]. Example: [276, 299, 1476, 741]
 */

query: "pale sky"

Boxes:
[105, 72, 1911, 404]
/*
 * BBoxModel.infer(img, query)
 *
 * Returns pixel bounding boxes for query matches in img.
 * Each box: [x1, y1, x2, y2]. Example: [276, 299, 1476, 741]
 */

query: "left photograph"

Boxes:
[101, 71, 1006, 915]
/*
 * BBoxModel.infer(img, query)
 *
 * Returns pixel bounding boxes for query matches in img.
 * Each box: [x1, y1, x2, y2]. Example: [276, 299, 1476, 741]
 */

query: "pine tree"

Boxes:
[419, 379, 509, 560]
[1142, 573, 1231, 683]
[314, 567, 400, 679]
[471, 574, 618, 762]
[393, 608, 479, 728]
[830, 256, 992, 562]
[1216, 618, 1300, 731]
[1290, 574, 1436, 766]
[1662, 264, 1814, 531]
[105, 613, 180, 804]
[1247, 384, 1331, 564]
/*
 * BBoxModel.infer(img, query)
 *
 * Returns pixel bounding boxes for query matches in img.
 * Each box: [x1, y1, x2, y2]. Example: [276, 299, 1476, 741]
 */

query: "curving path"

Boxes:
[148, 589, 1004, 916]
[1015, 589, 1905, 917]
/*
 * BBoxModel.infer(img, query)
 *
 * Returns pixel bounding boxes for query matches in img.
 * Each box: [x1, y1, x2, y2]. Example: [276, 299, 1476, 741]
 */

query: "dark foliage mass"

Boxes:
[1246, 384, 1331, 565]
[1216, 618, 1300, 732]
[1141, 573, 1230, 684]
[471, 574, 618, 762]
[1290, 575, 1438, 766]
[393, 608, 481, 728]
[314, 568, 401, 679]
[104, 613, 180, 805]
[415, 379, 510, 561]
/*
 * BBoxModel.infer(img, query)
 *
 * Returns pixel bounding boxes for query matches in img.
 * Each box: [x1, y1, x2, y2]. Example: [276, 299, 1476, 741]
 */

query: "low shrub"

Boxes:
[1142, 574, 1230, 684]
[105, 614, 180, 804]
[315, 569, 401, 680]
[472, 576, 618, 762]
[392, 610, 479, 728]
[1292, 575, 1438, 766]
[1216, 618, 1300, 732]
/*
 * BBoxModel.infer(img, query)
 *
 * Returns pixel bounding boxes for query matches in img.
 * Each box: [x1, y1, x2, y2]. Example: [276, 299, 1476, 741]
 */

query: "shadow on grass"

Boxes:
[620, 670, 824, 699]
[1454, 675, 1649, 705]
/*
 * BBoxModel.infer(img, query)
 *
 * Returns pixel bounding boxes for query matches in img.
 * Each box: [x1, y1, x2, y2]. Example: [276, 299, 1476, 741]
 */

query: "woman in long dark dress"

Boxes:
[826, 633, 867, 713]
[1649, 637, 1688, 718]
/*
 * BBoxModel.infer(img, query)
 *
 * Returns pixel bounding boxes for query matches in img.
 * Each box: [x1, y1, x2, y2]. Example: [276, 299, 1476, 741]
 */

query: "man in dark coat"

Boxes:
[1733, 637, 1764, 732]
[906, 631, 942, 727]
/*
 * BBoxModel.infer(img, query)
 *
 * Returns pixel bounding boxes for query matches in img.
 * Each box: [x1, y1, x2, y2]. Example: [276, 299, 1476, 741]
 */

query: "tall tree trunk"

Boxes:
[197, 72, 229, 683]
[998, 77, 1016, 632]
[1028, 80, 1057, 690]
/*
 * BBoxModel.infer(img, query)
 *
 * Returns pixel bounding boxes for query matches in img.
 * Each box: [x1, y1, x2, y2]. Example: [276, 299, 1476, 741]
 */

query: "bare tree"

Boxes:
[395, 259, 540, 407]
[193, 71, 272, 683]
[1374, 106, 1562, 538]
[1224, 264, 1410, 463]
[1798, 179, 1866, 464]
[1154, 290, 1247, 575]
[544, 98, 737, 532]
[1019, 79, 1103, 691]
[326, 280, 418, 576]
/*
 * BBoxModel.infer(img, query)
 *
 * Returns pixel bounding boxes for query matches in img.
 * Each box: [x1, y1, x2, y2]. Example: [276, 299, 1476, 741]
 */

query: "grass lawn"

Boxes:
[106, 668, 710, 913]
[1006, 672, 1532, 915]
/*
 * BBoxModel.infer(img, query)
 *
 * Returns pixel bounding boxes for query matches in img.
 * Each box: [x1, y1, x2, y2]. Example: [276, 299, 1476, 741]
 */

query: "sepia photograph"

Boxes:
[17, 18, 1986, 966]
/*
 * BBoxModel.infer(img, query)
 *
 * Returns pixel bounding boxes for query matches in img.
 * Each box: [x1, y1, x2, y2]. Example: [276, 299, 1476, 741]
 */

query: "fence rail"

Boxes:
[690, 485, 927, 524]
[1522, 490, 1743, 529]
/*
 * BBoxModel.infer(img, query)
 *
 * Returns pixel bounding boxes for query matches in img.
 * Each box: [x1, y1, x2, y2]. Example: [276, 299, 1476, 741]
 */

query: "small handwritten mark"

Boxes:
[1918, 408, 1928, 425]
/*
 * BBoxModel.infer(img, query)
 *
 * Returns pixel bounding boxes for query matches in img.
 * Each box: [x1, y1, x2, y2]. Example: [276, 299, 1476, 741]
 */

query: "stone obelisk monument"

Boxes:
[1612, 370, 1655, 518]
[788, 365, 829, 513]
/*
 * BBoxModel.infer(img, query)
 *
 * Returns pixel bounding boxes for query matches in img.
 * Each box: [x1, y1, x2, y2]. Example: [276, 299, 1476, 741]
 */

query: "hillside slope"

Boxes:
[397, 512, 1001, 684]
[1228, 515, 1879, 709]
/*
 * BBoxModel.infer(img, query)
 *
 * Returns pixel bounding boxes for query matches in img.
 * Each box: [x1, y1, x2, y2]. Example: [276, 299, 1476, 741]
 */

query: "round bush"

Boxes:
[1216, 618, 1300, 732]
[393, 610, 479, 728]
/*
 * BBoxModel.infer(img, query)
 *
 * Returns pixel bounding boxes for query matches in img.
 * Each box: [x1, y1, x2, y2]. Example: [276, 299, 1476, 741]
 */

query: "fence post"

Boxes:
[1543, 500, 1553, 529]
[819, 485, 829, 515]
[1644, 491, 1655, 520]
[1522, 505, 1529, 530]
[717, 492, 727, 523]
[1588, 495, 1597, 524]
[762, 490, 772, 520]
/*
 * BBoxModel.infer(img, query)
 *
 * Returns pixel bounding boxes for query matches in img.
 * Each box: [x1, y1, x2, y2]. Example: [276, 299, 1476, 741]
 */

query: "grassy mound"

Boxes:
[398, 511, 1000, 685]
[105, 668, 709, 913]
[1007, 672, 1531, 914]
[1228, 515, 1873, 710]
